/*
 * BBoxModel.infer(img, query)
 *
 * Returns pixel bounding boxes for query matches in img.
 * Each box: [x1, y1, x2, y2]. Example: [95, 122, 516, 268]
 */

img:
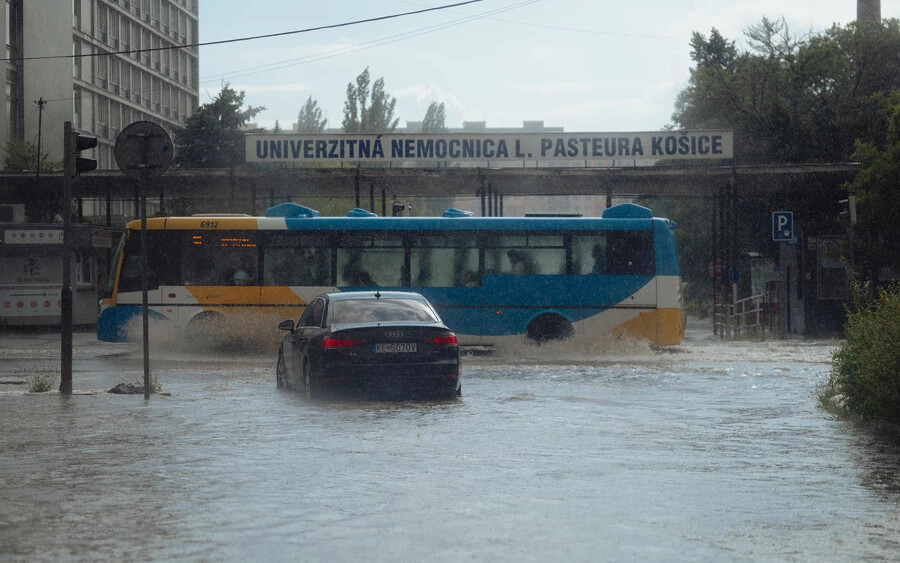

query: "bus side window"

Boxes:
[606, 231, 654, 275]
[337, 236, 403, 287]
[264, 248, 292, 286]
[572, 236, 606, 275]
[410, 236, 478, 287]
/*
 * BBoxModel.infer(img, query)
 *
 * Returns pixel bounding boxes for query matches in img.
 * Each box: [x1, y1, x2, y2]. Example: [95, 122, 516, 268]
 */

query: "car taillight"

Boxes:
[323, 337, 367, 349]
[428, 334, 458, 346]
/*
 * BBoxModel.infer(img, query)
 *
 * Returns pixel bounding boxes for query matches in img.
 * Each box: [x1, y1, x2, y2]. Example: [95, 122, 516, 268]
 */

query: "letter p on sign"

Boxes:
[772, 211, 793, 241]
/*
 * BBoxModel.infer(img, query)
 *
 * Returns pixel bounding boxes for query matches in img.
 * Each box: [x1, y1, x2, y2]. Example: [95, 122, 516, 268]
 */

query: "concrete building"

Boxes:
[1, 0, 199, 170]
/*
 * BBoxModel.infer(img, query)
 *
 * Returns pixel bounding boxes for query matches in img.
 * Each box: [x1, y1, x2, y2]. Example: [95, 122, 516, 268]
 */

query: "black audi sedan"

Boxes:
[276, 291, 461, 399]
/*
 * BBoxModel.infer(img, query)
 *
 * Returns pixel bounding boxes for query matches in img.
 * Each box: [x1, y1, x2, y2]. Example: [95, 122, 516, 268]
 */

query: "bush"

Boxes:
[27, 370, 57, 393]
[824, 282, 900, 423]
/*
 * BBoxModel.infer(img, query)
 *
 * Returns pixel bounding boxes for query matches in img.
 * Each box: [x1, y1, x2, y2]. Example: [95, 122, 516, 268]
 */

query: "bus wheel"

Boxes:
[526, 314, 573, 344]
[186, 312, 224, 348]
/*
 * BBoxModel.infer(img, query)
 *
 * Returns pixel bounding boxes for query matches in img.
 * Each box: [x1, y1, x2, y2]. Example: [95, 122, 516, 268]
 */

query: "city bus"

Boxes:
[97, 202, 684, 347]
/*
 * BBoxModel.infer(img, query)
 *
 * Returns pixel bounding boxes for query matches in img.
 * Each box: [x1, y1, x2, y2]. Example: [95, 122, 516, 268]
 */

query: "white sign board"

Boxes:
[0, 289, 61, 317]
[245, 130, 733, 165]
[4, 229, 64, 244]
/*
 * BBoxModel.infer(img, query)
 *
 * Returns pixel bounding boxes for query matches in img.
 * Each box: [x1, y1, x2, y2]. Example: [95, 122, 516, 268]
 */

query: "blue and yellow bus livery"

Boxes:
[98, 202, 684, 347]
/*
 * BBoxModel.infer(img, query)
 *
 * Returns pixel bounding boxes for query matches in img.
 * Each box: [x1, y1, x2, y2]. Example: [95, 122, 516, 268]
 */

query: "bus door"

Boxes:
[569, 232, 657, 339]
[481, 233, 567, 341]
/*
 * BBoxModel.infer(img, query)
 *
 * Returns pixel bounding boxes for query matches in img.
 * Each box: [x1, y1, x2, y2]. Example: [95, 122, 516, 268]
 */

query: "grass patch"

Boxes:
[137, 374, 163, 394]
[27, 369, 57, 393]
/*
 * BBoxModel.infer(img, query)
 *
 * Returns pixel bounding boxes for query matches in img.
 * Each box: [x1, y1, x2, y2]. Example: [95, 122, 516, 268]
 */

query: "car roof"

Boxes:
[324, 291, 428, 302]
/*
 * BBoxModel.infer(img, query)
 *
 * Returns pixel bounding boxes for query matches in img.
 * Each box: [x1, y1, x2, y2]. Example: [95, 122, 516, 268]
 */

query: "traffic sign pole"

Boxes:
[114, 122, 173, 401]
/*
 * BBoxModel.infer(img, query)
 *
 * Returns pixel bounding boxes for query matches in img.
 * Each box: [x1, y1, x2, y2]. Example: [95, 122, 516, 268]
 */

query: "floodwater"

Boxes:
[1, 324, 899, 562]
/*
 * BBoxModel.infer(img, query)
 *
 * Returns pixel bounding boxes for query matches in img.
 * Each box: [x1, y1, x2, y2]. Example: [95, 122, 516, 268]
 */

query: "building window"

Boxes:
[97, 4, 108, 43]
[5, 0, 19, 61]
[73, 41, 81, 79]
[97, 51, 108, 88]
[73, 87, 82, 129]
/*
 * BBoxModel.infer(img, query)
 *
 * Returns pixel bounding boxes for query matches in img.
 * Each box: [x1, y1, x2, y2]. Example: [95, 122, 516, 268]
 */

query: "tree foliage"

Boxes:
[174, 85, 264, 168]
[847, 91, 900, 277]
[341, 68, 398, 133]
[825, 281, 900, 423]
[673, 18, 900, 164]
[296, 95, 328, 133]
[2, 140, 59, 171]
[421, 101, 447, 133]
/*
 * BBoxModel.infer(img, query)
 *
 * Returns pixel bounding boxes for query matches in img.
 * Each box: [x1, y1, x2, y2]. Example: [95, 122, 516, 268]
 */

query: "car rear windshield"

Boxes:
[330, 298, 439, 324]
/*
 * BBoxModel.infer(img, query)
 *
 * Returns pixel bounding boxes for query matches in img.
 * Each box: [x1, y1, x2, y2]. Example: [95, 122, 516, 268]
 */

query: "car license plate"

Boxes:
[374, 343, 417, 353]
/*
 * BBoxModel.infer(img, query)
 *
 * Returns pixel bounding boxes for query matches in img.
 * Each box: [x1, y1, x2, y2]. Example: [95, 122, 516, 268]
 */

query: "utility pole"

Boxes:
[35, 98, 46, 191]
[60, 122, 73, 394]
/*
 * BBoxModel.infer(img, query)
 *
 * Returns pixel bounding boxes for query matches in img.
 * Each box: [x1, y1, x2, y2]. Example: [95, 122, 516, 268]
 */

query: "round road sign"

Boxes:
[114, 121, 173, 179]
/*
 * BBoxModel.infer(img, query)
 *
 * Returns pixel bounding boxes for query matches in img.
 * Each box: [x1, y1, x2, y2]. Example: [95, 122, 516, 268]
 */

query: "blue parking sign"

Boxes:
[772, 211, 793, 241]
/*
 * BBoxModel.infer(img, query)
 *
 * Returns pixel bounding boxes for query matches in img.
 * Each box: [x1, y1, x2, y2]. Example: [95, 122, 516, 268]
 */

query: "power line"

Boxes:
[200, 0, 542, 84]
[0, 0, 484, 63]
[397, 0, 680, 40]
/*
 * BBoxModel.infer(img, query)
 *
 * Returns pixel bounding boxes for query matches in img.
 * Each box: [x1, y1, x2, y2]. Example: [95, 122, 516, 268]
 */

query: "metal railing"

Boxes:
[714, 294, 776, 339]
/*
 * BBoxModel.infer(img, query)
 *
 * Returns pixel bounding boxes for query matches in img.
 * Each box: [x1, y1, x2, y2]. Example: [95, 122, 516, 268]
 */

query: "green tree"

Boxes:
[2, 140, 59, 171]
[174, 84, 264, 168]
[341, 67, 398, 133]
[673, 18, 900, 164]
[421, 101, 447, 133]
[847, 91, 900, 280]
[272, 120, 282, 134]
[296, 95, 328, 133]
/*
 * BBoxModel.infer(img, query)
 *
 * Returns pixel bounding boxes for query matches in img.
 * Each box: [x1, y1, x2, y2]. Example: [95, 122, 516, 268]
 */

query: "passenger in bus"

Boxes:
[463, 270, 480, 287]
[230, 257, 255, 286]
[357, 271, 377, 286]
[507, 249, 530, 274]
[591, 244, 605, 275]
[342, 249, 366, 285]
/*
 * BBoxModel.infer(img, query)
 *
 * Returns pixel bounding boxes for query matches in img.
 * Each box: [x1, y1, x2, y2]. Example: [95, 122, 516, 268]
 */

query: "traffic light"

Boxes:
[70, 131, 97, 177]
[839, 195, 857, 225]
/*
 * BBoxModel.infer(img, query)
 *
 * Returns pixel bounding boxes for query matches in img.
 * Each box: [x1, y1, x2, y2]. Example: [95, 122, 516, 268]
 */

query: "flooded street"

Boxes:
[1, 324, 899, 561]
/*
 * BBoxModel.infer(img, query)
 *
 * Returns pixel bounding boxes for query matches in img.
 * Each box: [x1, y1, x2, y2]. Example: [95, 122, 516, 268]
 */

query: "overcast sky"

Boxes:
[198, 0, 899, 133]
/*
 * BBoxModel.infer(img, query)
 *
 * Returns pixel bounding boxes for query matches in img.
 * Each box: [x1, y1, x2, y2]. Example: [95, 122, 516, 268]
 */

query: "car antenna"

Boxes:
[374, 290, 381, 299]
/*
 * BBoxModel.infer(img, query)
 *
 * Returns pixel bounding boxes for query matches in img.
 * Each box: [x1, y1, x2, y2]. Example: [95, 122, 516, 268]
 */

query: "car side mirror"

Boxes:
[278, 319, 295, 332]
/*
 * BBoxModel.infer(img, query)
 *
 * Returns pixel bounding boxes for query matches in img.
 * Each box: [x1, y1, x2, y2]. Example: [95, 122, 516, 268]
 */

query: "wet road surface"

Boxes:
[1, 326, 899, 561]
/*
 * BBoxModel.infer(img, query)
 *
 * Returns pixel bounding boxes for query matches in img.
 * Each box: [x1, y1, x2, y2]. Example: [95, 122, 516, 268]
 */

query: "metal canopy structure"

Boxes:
[0, 162, 860, 214]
